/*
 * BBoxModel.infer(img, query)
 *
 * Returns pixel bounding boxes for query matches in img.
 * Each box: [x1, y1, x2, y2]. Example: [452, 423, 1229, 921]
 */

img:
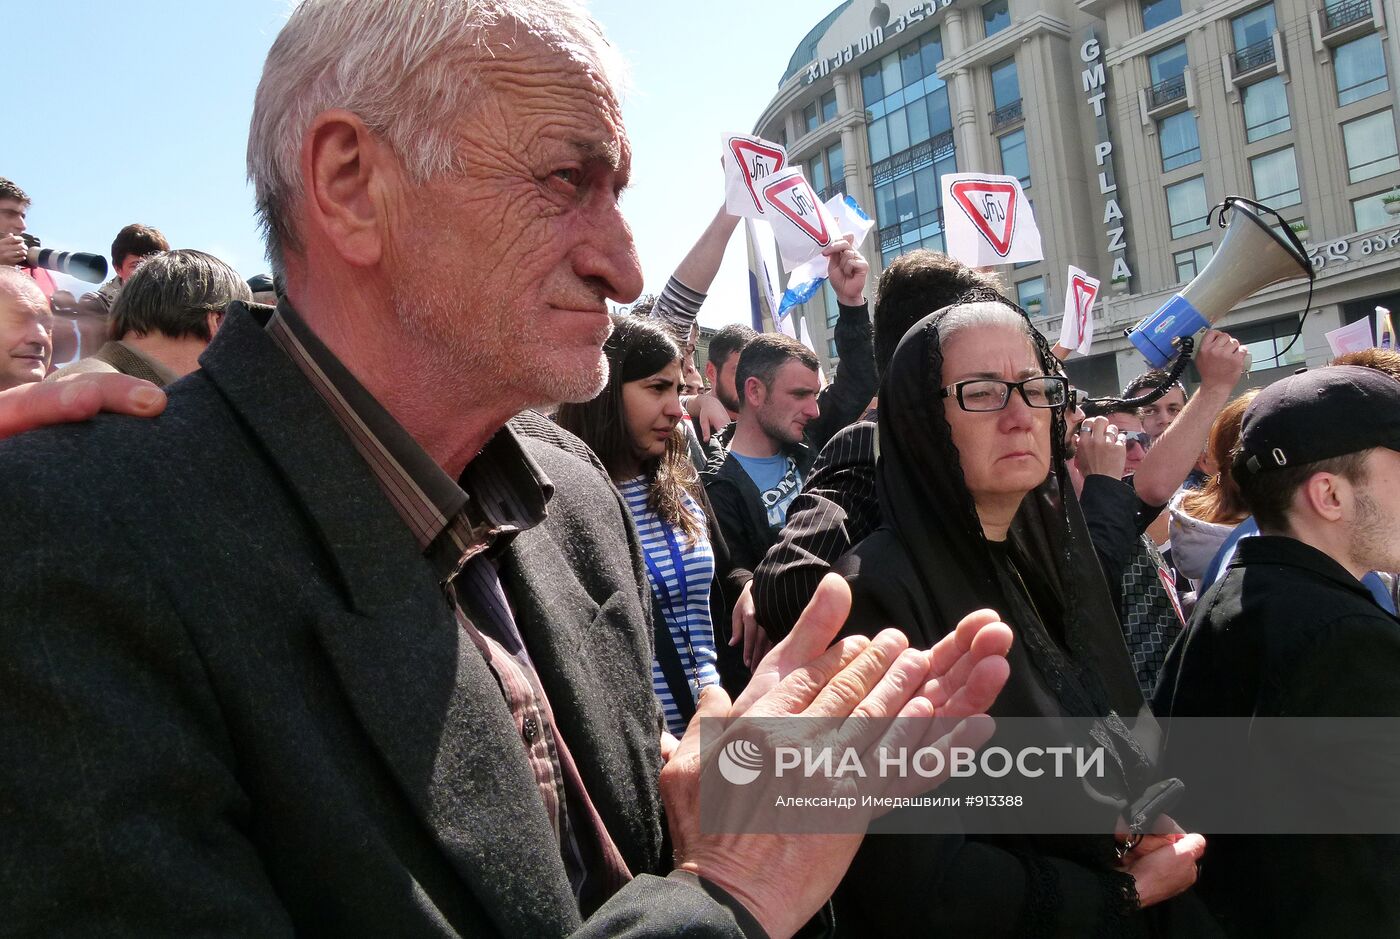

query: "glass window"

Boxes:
[823, 283, 840, 327]
[983, 0, 1010, 37]
[869, 116, 890, 163]
[920, 30, 943, 77]
[1173, 244, 1214, 282]
[888, 105, 911, 154]
[1166, 176, 1209, 238]
[876, 181, 897, 226]
[895, 175, 918, 222]
[861, 64, 884, 107]
[1343, 109, 1400, 183]
[907, 92, 931, 144]
[1335, 34, 1389, 107]
[1232, 316, 1304, 372]
[820, 90, 838, 124]
[803, 102, 819, 134]
[1243, 75, 1290, 142]
[927, 83, 953, 137]
[1149, 41, 1189, 85]
[1000, 129, 1030, 189]
[826, 142, 845, 194]
[1016, 277, 1045, 310]
[809, 156, 828, 196]
[1158, 111, 1201, 171]
[1250, 147, 1300, 210]
[1141, 0, 1181, 31]
[991, 58, 1020, 110]
[1231, 4, 1275, 50]
[882, 53, 902, 98]
[1352, 192, 1395, 232]
[900, 41, 924, 87]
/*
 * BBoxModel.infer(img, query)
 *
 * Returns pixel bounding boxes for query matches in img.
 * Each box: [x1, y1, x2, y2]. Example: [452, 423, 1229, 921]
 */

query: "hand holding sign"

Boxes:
[1057, 266, 1101, 356]
[941, 173, 1044, 267]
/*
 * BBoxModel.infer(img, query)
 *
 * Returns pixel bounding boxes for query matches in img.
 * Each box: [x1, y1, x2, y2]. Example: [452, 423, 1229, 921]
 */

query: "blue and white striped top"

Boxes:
[617, 476, 719, 735]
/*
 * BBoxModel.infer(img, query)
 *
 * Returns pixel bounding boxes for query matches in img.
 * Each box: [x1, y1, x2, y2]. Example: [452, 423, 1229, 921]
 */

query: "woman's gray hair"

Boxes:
[246, 0, 625, 276]
[935, 300, 1034, 344]
[111, 249, 252, 342]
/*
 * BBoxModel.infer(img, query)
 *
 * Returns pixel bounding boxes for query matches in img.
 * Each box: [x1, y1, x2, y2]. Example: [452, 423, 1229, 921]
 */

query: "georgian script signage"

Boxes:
[1307, 227, 1400, 272]
[1081, 34, 1133, 284]
[805, 0, 956, 84]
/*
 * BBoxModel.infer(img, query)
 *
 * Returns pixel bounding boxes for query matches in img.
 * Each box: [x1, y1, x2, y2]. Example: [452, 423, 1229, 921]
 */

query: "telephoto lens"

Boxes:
[20, 234, 109, 283]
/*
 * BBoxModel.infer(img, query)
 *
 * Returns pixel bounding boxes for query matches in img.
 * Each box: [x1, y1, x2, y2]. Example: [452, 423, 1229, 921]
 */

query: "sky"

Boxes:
[8, 1, 825, 330]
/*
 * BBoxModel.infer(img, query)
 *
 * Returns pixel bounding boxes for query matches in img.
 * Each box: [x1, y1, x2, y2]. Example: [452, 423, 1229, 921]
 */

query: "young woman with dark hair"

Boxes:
[557, 314, 733, 734]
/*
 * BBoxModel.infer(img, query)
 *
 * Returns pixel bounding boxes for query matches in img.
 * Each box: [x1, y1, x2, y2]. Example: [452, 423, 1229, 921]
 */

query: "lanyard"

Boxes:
[643, 520, 691, 618]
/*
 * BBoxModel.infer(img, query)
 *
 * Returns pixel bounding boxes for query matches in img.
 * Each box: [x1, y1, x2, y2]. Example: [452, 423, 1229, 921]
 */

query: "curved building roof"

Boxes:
[778, 1, 852, 86]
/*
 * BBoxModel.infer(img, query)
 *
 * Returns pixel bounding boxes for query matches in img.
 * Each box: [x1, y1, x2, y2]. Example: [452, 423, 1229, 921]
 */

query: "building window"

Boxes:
[1148, 41, 1189, 85]
[1335, 34, 1389, 107]
[1173, 243, 1214, 283]
[1242, 75, 1291, 142]
[1166, 176, 1209, 238]
[823, 283, 840, 328]
[1141, 0, 1181, 32]
[863, 30, 952, 167]
[1231, 4, 1276, 51]
[982, 0, 1010, 37]
[1016, 276, 1045, 310]
[1158, 111, 1201, 171]
[821, 90, 838, 124]
[1250, 147, 1301, 210]
[1343, 109, 1400, 183]
[991, 58, 1020, 110]
[999, 129, 1030, 189]
[1352, 192, 1395, 232]
[803, 101, 819, 134]
[1233, 316, 1305, 372]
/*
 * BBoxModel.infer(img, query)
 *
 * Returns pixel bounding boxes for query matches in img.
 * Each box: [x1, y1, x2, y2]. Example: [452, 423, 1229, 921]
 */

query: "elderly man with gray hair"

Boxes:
[48, 249, 250, 387]
[0, 2, 1013, 937]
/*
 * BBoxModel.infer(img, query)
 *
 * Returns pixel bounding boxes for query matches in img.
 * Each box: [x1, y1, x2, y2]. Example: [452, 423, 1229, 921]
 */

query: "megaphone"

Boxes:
[1126, 198, 1312, 367]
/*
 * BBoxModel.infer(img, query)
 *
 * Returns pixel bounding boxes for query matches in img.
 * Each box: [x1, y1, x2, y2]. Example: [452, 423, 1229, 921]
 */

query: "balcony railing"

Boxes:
[1232, 37, 1276, 74]
[1148, 73, 1187, 110]
[990, 99, 1024, 130]
[878, 207, 946, 253]
[816, 181, 847, 203]
[871, 130, 957, 187]
[1324, 0, 1372, 32]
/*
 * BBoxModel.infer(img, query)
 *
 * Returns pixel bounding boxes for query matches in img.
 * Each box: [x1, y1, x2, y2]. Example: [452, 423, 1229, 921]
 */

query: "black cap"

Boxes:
[1236, 365, 1400, 475]
[246, 273, 275, 293]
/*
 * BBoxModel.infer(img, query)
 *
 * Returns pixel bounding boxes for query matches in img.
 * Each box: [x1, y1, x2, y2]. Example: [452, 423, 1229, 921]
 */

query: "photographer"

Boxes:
[76, 223, 170, 317]
[0, 179, 52, 297]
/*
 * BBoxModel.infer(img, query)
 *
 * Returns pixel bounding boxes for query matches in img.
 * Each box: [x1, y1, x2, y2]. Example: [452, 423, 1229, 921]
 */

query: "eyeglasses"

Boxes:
[940, 375, 1069, 412]
[1121, 430, 1153, 451]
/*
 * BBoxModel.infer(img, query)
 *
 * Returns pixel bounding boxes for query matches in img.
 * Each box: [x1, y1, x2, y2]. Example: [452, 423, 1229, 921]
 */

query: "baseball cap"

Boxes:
[1235, 365, 1400, 475]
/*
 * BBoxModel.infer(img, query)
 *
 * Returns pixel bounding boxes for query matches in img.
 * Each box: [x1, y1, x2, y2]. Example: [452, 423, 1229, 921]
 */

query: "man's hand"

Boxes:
[0, 375, 166, 439]
[823, 235, 869, 307]
[661, 574, 1012, 938]
[1194, 330, 1247, 392]
[729, 579, 774, 670]
[1074, 417, 1128, 480]
[685, 392, 731, 443]
[1122, 833, 1205, 907]
[0, 233, 28, 267]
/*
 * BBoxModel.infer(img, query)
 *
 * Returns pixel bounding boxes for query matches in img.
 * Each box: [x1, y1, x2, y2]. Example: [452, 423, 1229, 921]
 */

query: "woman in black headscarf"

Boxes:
[833, 300, 1211, 936]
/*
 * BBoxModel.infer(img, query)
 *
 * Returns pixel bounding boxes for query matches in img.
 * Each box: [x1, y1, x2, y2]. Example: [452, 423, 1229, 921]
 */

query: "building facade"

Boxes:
[751, 0, 1400, 394]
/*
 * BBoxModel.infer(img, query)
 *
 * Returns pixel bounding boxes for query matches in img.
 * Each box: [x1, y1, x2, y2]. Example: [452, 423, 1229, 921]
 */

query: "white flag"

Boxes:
[1057, 266, 1101, 356]
[796, 315, 825, 381]
[826, 192, 876, 249]
[723, 133, 788, 219]
[745, 217, 784, 332]
[757, 167, 839, 273]
[940, 172, 1043, 266]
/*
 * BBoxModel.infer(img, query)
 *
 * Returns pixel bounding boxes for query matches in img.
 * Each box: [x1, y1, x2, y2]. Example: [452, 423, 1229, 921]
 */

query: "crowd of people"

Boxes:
[1, 0, 1398, 936]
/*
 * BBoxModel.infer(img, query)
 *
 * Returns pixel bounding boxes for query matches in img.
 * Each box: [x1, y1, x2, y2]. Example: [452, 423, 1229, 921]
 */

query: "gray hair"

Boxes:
[247, 0, 625, 276]
[111, 249, 252, 342]
[936, 300, 1033, 344]
[0, 267, 47, 306]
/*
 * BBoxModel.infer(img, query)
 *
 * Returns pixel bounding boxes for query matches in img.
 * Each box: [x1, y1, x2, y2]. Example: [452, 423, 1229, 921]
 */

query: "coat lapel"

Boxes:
[198, 306, 581, 934]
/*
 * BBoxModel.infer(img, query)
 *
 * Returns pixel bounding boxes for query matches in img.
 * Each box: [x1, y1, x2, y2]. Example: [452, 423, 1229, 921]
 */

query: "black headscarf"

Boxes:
[840, 302, 1159, 803]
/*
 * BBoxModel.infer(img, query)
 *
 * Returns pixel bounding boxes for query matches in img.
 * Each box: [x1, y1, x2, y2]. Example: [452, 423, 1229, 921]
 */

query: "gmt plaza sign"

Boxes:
[805, 0, 956, 84]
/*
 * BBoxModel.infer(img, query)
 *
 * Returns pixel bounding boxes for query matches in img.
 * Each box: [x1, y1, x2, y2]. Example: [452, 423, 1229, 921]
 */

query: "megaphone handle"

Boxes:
[1084, 335, 1196, 414]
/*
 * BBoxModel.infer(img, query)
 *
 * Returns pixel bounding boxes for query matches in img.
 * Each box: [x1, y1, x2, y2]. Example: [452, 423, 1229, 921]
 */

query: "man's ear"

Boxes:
[1299, 470, 1348, 524]
[299, 109, 396, 268]
[704, 360, 718, 386]
[742, 376, 765, 410]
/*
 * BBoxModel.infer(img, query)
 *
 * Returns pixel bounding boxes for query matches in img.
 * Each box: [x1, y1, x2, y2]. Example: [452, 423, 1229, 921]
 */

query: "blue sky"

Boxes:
[9, 1, 824, 329]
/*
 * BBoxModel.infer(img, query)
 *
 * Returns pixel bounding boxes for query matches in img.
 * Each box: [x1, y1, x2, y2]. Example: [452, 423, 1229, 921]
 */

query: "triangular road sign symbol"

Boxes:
[949, 179, 1019, 257]
[1071, 276, 1098, 345]
[729, 138, 786, 215]
[762, 175, 831, 246]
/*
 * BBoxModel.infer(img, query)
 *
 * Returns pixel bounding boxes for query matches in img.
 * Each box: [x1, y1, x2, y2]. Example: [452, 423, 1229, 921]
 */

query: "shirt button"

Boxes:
[522, 716, 539, 743]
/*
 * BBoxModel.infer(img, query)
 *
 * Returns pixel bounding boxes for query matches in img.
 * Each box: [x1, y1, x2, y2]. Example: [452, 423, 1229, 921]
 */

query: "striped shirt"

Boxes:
[644, 276, 705, 346]
[265, 304, 630, 904]
[617, 476, 718, 735]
